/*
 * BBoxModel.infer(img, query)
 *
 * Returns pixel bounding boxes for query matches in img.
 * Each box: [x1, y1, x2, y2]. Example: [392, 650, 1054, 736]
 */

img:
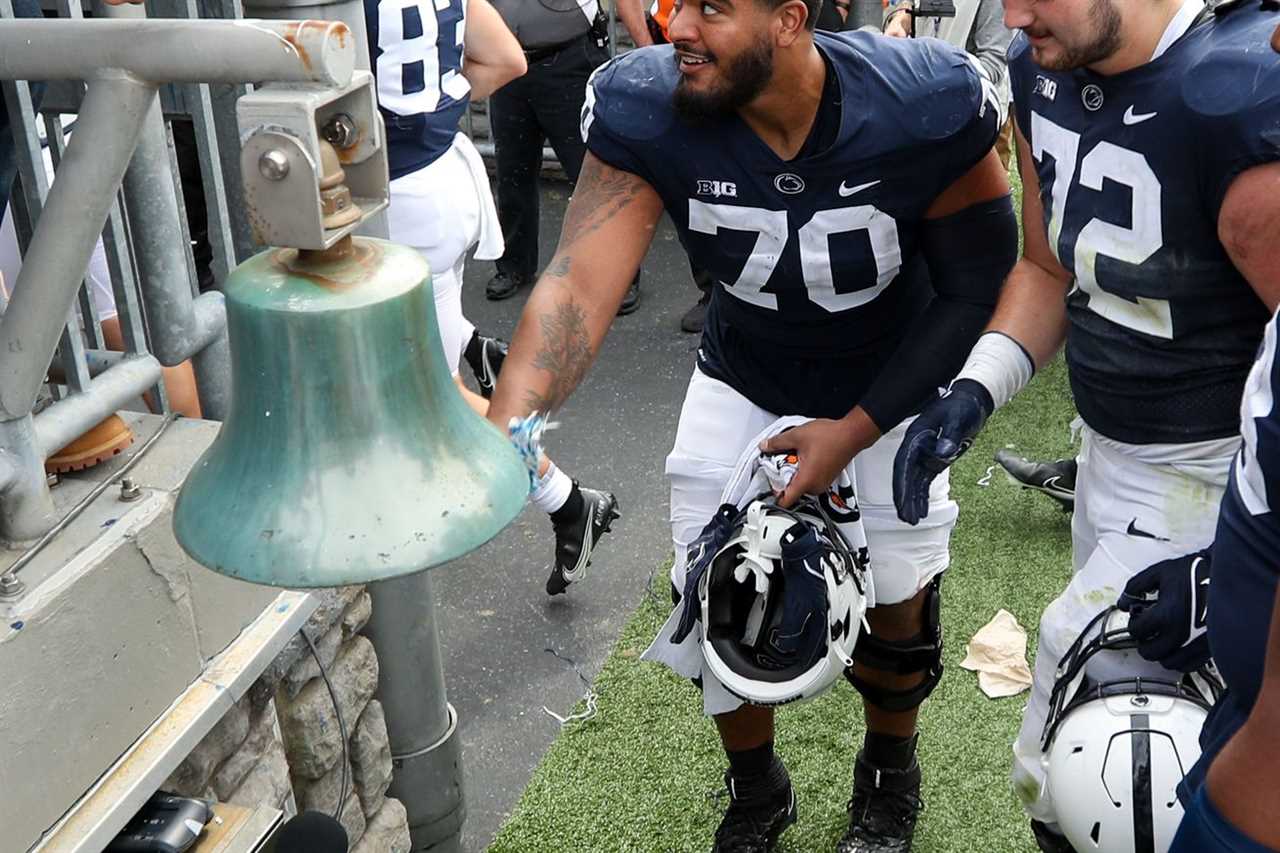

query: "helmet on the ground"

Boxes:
[1041, 606, 1222, 853]
[698, 494, 871, 706]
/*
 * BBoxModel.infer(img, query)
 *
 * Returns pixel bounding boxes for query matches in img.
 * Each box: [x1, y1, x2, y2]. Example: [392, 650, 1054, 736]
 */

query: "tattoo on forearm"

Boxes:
[560, 156, 645, 247]
[523, 298, 592, 413]
[545, 255, 572, 278]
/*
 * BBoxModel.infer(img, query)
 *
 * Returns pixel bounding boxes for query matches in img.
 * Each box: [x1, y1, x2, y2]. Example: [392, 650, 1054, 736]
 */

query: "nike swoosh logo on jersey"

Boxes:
[1126, 518, 1170, 541]
[1122, 106, 1158, 125]
[838, 179, 880, 197]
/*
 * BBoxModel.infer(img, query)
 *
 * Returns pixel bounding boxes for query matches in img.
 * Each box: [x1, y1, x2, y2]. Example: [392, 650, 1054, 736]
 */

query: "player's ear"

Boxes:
[774, 0, 809, 44]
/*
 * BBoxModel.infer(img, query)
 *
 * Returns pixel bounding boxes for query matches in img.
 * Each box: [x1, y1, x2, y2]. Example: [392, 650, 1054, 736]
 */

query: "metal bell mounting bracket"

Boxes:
[237, 71, 389, 251]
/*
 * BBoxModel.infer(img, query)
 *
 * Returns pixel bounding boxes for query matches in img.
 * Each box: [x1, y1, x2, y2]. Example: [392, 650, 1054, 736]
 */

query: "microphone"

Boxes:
[272, 811, 348, 853]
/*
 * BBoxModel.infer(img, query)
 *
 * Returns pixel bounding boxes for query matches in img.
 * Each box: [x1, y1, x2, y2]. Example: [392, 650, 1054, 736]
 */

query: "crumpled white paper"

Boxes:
[960, 609, 1034, 698]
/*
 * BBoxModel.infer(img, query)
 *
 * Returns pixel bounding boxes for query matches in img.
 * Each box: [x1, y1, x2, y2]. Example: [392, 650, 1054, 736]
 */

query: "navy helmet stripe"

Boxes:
[1130, 713, 1155, 853]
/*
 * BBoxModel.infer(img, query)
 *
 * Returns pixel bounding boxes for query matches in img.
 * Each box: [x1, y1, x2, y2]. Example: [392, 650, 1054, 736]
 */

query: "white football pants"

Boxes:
[387, 132, 501, 376]
[646, 367, 958, 715]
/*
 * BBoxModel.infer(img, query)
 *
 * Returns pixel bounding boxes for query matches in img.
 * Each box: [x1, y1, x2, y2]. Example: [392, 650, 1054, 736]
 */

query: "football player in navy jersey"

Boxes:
[891, 0, 1280, 847]
[366, 0, 620, 596]
[484, 0, 1018, 848]
[1165, 310, 1280, 853]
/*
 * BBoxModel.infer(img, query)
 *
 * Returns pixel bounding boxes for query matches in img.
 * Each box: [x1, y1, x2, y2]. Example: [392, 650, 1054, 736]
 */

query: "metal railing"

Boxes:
[0, 3, 348, 544]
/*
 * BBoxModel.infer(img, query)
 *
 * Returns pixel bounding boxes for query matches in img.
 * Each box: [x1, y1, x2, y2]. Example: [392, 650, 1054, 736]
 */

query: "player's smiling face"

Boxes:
[668, 0, 776, 122]
[1004, 0, 1122, 71]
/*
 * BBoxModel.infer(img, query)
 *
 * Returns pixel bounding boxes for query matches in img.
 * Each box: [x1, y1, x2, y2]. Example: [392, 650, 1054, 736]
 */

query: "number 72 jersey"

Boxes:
[1008, 4, 1280, 446]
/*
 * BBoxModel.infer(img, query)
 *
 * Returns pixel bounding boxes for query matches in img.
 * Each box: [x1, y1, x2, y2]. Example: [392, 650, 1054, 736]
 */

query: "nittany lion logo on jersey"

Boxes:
[773, 173, 805, 195]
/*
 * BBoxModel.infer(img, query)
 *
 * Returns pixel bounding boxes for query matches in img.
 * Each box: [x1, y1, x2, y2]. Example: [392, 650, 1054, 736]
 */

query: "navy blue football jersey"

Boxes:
[583, 32, 1000, 418]
[1009, 4, 1280, 445]
[1183, 309, 1280, 799]
[365, 0, 470, 179]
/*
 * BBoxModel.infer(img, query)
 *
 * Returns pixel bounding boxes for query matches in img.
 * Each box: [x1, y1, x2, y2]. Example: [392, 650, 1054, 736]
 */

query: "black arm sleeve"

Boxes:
[858, 195, 1018, 432]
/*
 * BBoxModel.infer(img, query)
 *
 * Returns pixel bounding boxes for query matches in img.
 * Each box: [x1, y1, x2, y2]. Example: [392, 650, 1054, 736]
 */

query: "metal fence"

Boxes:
[0, 0, 586, 546]
[0, 2, 340, 545]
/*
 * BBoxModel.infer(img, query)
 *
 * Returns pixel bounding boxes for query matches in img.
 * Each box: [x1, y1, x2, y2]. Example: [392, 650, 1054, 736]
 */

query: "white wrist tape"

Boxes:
[953, 332, 1035, 411]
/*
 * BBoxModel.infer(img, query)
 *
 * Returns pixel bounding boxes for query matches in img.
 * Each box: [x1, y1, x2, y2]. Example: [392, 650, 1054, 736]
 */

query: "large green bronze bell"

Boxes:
[173, 236, 528, 587]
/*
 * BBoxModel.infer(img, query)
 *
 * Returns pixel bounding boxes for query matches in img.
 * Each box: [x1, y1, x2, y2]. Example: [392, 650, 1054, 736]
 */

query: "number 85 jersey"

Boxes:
[1009, 2, 1280, 446]
[365, 0, 468, 180]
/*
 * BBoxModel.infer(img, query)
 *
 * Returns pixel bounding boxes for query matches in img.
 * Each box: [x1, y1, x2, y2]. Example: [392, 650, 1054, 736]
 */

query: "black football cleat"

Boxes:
[711, 761, 797, 853]
[1029, 820, 1075, 853]
[547, 484, 620, 595]
[837, 750, 923, 853]
[994, 450, 1077, 512]
[463, 331, 508, 399]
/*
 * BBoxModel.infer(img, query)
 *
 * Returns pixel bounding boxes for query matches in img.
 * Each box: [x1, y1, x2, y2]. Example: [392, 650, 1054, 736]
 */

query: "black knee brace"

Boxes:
[845, 577, 944, 712]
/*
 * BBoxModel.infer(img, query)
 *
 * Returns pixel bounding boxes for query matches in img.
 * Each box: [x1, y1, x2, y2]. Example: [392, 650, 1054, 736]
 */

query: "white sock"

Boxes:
[530, 463, 573, 515]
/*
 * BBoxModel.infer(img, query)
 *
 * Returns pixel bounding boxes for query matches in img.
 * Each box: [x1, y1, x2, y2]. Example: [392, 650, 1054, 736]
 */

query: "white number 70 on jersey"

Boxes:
[687, 199, 902, 314]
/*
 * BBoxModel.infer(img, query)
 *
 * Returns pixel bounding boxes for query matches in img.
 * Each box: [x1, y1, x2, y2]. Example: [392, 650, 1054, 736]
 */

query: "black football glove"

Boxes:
[1117, 549, 1212, 672]
[893, 379, 993, 525]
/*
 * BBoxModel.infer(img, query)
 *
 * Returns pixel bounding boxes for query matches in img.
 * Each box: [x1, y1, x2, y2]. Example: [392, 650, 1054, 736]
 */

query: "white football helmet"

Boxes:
[698, 494, 872, 706]
[1040, 607, 1222, 853]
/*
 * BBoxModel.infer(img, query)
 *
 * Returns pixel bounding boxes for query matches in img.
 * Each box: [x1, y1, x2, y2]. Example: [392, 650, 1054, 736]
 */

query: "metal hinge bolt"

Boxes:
[0, 573, 25, 600]
[259, 149, 290, 182]
[321, 113, 359, 150]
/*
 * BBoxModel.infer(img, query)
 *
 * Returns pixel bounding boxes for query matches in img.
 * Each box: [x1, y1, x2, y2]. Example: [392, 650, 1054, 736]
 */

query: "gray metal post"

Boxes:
[363, 572, 465, 852]
[0, 19, 355, 85]
[115, 90, 232, 418]
[239, 3, 467, 850]
[0, 415, 55, 542]
[241, 0, 372, 70]
[33, 356, 163, 458]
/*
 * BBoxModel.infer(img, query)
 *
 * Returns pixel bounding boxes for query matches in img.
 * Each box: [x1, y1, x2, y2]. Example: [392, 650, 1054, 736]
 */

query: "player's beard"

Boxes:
[1030, 0, 1121, 70]
[672, 35, 774, 124]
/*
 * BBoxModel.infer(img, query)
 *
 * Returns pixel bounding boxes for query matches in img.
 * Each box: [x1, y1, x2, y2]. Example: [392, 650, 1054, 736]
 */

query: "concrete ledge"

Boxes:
[29, 590, 317, 853]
